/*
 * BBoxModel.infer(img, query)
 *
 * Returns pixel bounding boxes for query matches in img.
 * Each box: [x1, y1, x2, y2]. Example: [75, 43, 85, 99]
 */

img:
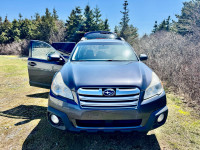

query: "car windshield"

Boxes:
[71, 42, 138, 61]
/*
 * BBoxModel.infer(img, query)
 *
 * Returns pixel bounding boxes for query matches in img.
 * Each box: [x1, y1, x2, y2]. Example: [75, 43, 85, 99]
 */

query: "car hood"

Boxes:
[61, 61, 152, 91]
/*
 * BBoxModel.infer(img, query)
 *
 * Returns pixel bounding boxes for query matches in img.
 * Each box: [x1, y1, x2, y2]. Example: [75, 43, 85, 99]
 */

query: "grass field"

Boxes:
[0, 55, 199, 150]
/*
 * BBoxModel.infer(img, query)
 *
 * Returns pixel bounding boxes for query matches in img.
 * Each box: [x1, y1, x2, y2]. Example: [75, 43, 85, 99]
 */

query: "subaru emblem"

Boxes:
[103, 88, 115, 96]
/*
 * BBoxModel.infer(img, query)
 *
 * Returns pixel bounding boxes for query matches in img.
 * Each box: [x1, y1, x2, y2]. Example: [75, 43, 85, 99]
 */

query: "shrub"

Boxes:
[133, 31, 200, 110]
[0, 39, 29, 56]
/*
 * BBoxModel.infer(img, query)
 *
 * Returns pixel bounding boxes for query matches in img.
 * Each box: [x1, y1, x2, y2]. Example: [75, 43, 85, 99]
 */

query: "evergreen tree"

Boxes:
[53, 8, 59, 20]
[45, 8, 51, 19]
[166, 16, 171, 31]
[118, 0, 138, 41]
[10, 19, 20, 41]
[152, 21, 158, 33]
[104, 19, 109, 31]
[153, 16, 171, 33]
[35, 13, 41, 22]
[158, 20, 166, 31]
[30, 13, 41, 39]
[19, 13, 23, 20]
[65, 7, 83, 42]
[20, 18, 34, 39]
[83, 5, 94, 32]
[0, 16, 12, 43]
[174, 0, 200, 35]
[119, 0, 130, 39]
[93, 6, 103, 31]
[0, 16, 2, 24]
[0, 16, 2, 33]
[36, 8, 57, 42]
[114, 26, 119, 36]
[127, 24, 138, 41]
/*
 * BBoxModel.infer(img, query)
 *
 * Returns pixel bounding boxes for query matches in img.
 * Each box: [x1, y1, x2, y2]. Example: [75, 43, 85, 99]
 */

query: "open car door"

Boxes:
[28, 40, 65, 89]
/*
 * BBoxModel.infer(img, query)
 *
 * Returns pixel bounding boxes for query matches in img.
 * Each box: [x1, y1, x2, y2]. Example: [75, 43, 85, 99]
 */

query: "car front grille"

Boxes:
[77, 87, 140, 108]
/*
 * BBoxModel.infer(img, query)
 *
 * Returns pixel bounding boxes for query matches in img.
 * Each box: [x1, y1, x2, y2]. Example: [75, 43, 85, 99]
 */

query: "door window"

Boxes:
[31, 41, 57, 60]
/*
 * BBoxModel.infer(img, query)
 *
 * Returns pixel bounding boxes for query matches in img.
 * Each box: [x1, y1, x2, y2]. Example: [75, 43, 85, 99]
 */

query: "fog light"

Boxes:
[51, 114, 59, 124]
[157, 113, 164, 123]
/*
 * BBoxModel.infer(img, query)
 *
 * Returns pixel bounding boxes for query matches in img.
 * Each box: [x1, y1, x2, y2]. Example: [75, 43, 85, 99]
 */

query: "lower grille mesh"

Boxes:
[76, 119, 142, 127]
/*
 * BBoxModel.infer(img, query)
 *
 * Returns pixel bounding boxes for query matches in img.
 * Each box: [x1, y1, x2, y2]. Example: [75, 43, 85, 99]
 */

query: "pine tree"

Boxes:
[152, 16, 171, 33]
[36, 8, 58, 42]
[174, 1, 200, 35]
[120, 0, 130, 39]
[46, 8, 51, 18]
[127, 24, 138, 41]
[19, 13, 23, 20]
[35, 13, 41, 22]
[53, 8, 59, 20]
[83, 5, 94, 32]
[0, 16, 2, 24]
[114, 26, 119, 36]
[118, 0, 138, 41]
[93, 6, 103, 31]
[65, 7, 83, 42]
[104, 19, 109, 31]
[10, 19, 20, 41]
[166, 16, 171, 31]
[0, 16, 2, 33]
[0, 16, 12, 43]
[152, 21, 158, 33]
[158, 20, 167, 31]
[20, 18, 34, 39]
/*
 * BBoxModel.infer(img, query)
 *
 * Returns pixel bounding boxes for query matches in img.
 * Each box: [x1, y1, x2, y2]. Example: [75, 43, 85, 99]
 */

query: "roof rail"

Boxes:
[116, 37, 125, 41]
[80, 37, 87, 41]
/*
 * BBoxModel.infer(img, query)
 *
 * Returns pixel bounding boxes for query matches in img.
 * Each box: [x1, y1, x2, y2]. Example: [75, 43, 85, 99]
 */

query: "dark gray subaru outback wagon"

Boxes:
[28, 38, 168, 132]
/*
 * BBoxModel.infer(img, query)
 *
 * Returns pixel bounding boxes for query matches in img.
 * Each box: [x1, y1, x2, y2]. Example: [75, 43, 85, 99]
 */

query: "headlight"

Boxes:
[144, 72, 164, 100]
[51, 72, 74, 100]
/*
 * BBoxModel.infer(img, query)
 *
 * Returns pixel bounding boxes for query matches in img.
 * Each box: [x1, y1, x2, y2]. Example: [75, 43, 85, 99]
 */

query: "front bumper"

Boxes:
[47, 91, 168, 132]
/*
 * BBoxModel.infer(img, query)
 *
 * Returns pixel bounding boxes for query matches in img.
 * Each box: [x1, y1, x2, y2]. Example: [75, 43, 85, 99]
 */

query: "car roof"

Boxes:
[78, 39, 126, 44]
[84, 31, 116, 36]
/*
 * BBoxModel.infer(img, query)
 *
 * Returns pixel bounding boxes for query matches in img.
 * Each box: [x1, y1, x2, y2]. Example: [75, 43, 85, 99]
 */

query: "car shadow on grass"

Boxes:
[1, 105, 161, 150]
[26, 92, 49, 99]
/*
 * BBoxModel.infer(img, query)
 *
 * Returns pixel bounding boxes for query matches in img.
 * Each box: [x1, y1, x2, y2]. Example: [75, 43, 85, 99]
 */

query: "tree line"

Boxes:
[0, 8, 59, 44]
[0, 1, 139, 44]
[0, 6, 110, 44]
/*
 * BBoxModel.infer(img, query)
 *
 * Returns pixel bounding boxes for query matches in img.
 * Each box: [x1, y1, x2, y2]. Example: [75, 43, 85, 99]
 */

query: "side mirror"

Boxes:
[47, 53, 62, 62]
[139, 54, 148, 61]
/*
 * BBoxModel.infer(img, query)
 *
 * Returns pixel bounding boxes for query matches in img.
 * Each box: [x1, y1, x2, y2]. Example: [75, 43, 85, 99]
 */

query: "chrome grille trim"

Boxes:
[79, 95, 139, 101]
[116, 88, 140, 96]
[78, 87, 140, 108]
[80, 101, 138, 107]
[78, 88, 102, 96]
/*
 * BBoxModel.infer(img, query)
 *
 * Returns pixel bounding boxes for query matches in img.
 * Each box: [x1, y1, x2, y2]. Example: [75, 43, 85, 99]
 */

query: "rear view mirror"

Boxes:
[139, 54, 148, 61]
[47, 53, 61, 62]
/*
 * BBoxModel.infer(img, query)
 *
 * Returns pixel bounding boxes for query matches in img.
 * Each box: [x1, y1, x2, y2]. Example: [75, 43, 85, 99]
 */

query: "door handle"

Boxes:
[28, 62, 37, 66]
